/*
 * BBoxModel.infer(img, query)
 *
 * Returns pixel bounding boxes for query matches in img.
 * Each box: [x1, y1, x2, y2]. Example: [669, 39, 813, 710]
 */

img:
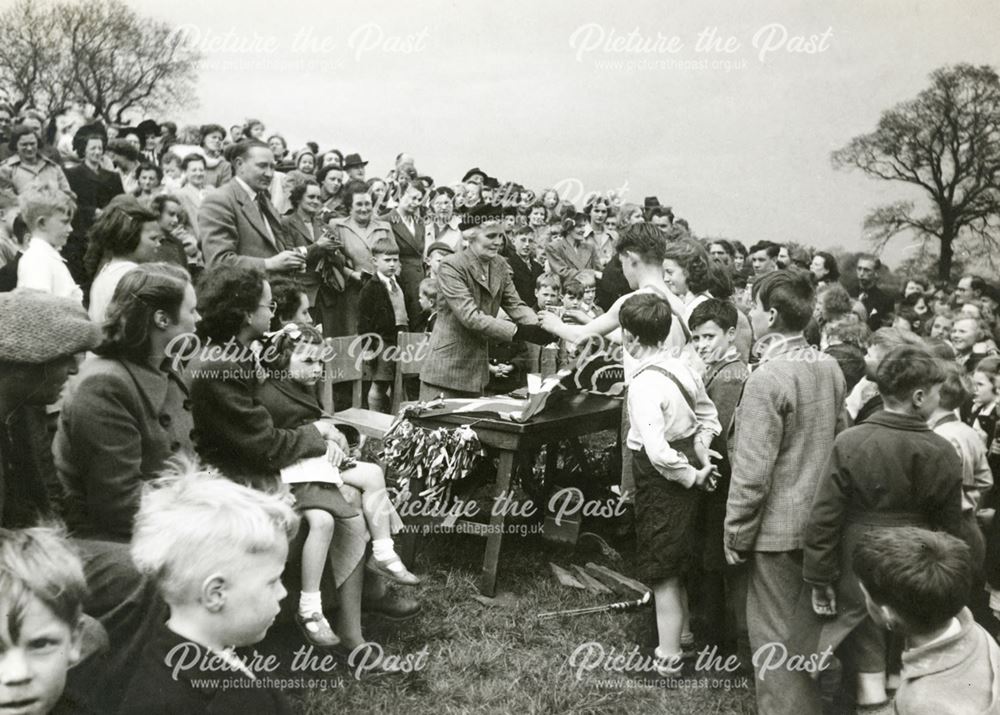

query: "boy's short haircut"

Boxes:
[619, 293, 673, 347]
[418, 278, 437, 297]
[853, 527, 972, 633]
[976, 355, 1000, 379]
[574, 269, 597, 288]
[535, 272, 561, 291]
[181, 154, 206, 171]
[751, 268, 815, 332]
[926, 338, 957, 361]
[131, 460, 299, 605]
[874, 344, 945, 400]
[689, 298, 738, 332]
[18, 186, 76, 228]
[615, 223, 666, 264]
[871, 326, 925, 352]
[937, 362, 972, 411]
[512, 225, 534, 238]
[371, 238, 399, 257]
[562, 279, 584, 299]
[0, 527, 87, 632]
[749, 240, 780, 258]
[823, 318, 871, 350]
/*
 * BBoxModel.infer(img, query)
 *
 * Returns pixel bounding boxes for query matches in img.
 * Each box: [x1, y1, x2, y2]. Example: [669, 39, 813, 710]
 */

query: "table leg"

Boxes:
[479, 449, 515, 597]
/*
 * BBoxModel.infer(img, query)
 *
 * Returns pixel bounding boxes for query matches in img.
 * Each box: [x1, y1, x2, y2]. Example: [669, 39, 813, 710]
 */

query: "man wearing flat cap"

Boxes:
[0, 289, 101, 526]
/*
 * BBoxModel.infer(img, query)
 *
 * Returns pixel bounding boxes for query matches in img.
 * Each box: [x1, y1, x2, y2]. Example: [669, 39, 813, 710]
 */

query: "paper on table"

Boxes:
[280, 456, 342, 485]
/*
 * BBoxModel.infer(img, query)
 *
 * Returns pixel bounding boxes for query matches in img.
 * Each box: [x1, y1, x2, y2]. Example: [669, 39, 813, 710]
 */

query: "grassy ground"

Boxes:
[258, 527, 756, 715]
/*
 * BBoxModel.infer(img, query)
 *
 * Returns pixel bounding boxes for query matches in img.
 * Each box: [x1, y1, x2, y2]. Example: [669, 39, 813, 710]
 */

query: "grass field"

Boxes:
[258, 527, 757, 715]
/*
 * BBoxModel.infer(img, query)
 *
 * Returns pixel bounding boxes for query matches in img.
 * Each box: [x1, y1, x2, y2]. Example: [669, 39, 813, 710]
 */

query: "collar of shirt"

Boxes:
[27, 236, 64, 260]
[631, 349, 684, 376]
[377, 271, 397, 291]
[755, 334, 809, 363]
[710, 345, 741, 366]
[234, 176, 259, 203]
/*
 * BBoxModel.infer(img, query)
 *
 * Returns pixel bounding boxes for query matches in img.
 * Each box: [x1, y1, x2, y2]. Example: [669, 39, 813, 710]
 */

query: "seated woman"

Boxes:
[189, 265, 418, 650]
[56, 262, 197, 541]
[85, 195, 163, 324]
[256, 324, 419, 645]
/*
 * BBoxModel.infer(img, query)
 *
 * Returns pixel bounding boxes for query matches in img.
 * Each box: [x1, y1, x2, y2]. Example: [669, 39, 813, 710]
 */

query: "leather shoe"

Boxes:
[362, 592, 422, 621]
[295, 611, 340, 647]
[365, 555, 421, 586]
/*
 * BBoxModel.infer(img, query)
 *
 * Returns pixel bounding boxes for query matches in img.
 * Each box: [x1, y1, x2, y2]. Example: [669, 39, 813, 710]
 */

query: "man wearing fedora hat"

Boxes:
[343, 153, 368, 181]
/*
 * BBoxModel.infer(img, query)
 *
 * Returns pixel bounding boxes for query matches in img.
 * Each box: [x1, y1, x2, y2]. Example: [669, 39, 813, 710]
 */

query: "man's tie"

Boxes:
[390, 277, 399, 293]
[256, 192, 284, 250]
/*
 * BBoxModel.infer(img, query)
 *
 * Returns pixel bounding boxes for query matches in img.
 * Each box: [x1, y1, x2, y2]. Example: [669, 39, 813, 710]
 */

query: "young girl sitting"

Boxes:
[256, 324, 419, 645]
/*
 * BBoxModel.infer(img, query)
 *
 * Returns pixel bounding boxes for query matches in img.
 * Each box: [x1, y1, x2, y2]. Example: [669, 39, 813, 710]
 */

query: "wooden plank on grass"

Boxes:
[570, 565, 613, 594]
[549, 562, 587, 589]
[584, 563, 649, 596]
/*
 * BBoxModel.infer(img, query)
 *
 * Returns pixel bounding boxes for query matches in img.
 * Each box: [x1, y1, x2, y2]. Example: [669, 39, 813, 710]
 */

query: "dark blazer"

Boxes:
[358, 274, 403, 347]
[852, 285, 895, 330]
[54, 357, 193, 541]
[506, 252, 544, 305]
[387, 209, 427, 329]
[65, 164, 124, 228]
[200, 180, 288, 272]
[189, 349, 326, 488]
[804, 410, 964, 584]
[117, 622, 292, 715]
[420, 249, 537, 393]
[595, 254, 630, 312]
[63, 164, 124, 283]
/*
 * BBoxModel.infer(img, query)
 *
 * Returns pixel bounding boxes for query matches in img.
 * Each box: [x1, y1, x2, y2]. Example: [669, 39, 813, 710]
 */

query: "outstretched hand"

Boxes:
[811, 584, 837, 617]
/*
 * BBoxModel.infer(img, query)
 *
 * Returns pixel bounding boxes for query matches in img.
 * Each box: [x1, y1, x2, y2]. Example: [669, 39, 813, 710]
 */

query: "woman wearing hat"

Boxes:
[64, 127, 125, 284]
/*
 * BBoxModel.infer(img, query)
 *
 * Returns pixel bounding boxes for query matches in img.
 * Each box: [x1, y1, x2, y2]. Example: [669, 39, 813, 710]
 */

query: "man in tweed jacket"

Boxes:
[419, 222, 555, 398]
[725, 269, 846, 715]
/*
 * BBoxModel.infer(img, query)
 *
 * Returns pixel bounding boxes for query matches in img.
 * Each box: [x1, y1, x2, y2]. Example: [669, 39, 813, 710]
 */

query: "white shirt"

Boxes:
[89, 259, 138, 323]
[17, 237, 82, 303]
[236, 177, 276, 244]
[625, 351, 721, 487]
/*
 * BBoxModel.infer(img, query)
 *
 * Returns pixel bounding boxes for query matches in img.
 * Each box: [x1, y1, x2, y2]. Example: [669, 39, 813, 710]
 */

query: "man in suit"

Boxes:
[199, 140, 305, 274]
[419, 221, 556, 399]
[852, 254, 895, 330]
[387, 180, 427, 329]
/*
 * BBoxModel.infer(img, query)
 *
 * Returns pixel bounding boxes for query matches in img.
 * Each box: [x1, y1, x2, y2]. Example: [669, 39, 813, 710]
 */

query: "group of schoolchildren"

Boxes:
[616, 265, 1000, 713]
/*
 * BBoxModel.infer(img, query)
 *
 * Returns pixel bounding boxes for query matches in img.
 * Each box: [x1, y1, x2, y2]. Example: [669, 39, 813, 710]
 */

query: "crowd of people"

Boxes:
[1, 106, 1000, 714]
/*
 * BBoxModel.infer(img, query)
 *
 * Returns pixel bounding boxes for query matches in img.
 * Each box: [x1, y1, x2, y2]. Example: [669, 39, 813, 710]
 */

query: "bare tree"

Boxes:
[832, 64, 1000, 280]
[0, 0, 200, 122]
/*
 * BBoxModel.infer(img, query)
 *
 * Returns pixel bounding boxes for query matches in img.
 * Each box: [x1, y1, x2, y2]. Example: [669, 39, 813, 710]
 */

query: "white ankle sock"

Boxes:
[299, 590, 322, 616]
[372, 539, 403, 571]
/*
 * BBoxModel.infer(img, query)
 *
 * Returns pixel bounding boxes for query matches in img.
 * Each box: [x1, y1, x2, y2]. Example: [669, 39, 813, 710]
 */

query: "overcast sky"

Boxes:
[129, 0, 1000, 265]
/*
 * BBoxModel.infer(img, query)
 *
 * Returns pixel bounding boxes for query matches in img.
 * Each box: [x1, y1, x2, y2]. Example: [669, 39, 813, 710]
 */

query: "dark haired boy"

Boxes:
[688, 298, 749, 653]
[358, 239, 407, 412]
[506, 226, 543, 305]
[725, 268, 846, 714]
[804, 345, 963, 711]
[854, 528, 1000, 715]
[619, 292, 720, 674]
